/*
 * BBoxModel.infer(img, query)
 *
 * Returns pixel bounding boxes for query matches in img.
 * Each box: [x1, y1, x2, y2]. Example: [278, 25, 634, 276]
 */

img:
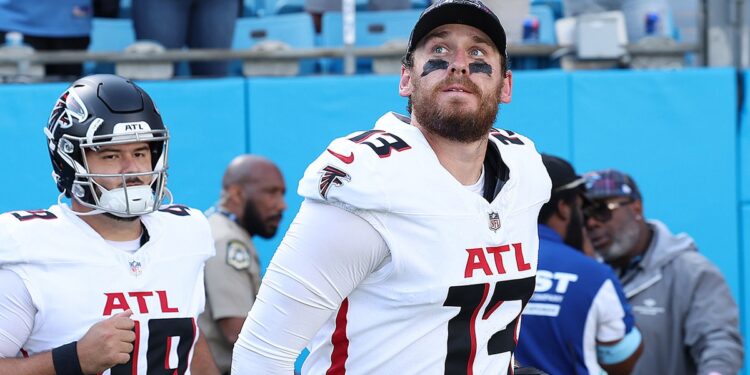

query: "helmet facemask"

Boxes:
[45, 75, 172, 218]
[49, 123, 170, 217]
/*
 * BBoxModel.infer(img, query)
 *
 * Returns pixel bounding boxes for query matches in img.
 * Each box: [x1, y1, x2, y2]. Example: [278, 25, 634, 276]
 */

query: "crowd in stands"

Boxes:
[0, 0, 690, 80]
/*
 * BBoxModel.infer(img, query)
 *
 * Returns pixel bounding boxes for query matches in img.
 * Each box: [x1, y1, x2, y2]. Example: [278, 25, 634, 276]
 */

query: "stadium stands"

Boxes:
[319, 10, 421, 73]
[531, 0, 562, 19]
[231, 13, 317, 75]
[512, 4, 557, 70]
[532, 4, 556, 44]
[86, 18, 136, 75]
[119, 0, 132, 17]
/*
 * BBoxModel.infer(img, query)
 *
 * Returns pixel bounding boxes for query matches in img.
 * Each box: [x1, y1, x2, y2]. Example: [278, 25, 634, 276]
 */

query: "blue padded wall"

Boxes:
[571, 68, 740, 300]
[742, 205, 750, 371]
[137, 78, 247, 211]
[741, 71, 750, 203]
[502, 70, 570, 158]
[0, 82, 70, 212]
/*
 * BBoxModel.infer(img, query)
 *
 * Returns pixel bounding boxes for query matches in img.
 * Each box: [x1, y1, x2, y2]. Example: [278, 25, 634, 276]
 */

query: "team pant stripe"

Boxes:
[327, 298, 350, 375]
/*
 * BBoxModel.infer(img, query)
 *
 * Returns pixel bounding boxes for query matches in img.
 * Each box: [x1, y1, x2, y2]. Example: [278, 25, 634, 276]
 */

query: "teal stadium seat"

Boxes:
[320, 10, 421, 73]
[119, 0, 132, 17]
[231, 14, 317, 75]
[265, 0, 305, 15]
[243, 0, 260, 16]
[262, 0, 370, 15]
[531, 3, 556, 44]
[86, 18, 136, 75]
[512, 4, 557, 70]
[531, 0, 562, 19]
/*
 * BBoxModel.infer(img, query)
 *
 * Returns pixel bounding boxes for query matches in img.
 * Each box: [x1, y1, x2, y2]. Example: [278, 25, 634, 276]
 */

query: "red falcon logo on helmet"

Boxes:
[47, 89, 88, 134]
[319, 165, 351, 199]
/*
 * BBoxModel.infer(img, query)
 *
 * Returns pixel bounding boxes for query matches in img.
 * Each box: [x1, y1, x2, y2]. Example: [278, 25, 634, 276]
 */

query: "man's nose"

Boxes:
[449, 53, 469, 75]
[121, 154, 142, 173]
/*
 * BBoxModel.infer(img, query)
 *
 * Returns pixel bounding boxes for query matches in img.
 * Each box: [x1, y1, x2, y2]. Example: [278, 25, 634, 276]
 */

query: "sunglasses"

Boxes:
[583, 199, 633, 223]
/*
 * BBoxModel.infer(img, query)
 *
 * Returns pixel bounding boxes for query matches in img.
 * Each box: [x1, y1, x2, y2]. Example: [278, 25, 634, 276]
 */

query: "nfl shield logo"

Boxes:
[488, 212, 501, 232]
[129, 260, 142, 277]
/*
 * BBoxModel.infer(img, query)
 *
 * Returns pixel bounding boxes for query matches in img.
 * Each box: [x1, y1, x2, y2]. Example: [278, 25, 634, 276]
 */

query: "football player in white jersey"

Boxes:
[0, 74, 219, 375]
[232, 0, 551, 374]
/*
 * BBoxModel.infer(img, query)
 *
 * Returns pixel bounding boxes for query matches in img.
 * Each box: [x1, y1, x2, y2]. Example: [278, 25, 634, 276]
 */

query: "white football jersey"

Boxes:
[297, 112, 551, 374]
[0, 204, 215, 374]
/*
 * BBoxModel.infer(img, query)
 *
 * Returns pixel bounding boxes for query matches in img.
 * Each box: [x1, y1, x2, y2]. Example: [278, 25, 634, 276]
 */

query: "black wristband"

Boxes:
[51, 341, 85, 375]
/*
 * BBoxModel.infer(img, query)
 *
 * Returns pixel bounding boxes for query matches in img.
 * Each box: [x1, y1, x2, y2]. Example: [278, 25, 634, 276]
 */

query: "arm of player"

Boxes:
[0, 269, 55, 374]
[232, 200, 389, 374]
[593, 278, 643, 375]
[684, 262, 744, 375]
[0, 353, 56, 375]
[190, 333, 221, 375]
[0, 270, 135, 374]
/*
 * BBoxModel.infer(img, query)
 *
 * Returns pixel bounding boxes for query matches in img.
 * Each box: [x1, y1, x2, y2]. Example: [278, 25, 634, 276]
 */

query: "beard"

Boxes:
[563, 205, 585, 251]
[597, 217, 640, 262]
[241, 199, 281, 239]
[411, 75, 502, 143]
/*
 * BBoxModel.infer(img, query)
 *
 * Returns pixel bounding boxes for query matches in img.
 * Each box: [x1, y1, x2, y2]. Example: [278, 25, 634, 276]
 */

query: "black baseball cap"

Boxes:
[406, 0, 507, 56]
[541, 154, 586, 194]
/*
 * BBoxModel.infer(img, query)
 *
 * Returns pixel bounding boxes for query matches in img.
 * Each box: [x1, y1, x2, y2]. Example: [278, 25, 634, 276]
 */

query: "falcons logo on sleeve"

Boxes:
[319, 165, 351, 199]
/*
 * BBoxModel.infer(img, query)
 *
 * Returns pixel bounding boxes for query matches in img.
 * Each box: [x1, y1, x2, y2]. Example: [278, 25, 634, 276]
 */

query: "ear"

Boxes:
[631, 199, 644, 220]
[500, 69, 513, 104]
[225, 184, 244, 207]
[399, 65, 413, 98]
[555, 199, 571, 222]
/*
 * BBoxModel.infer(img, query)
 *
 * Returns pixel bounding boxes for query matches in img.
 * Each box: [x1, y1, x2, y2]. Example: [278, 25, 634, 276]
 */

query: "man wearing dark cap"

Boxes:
[515, 155, 642, 375]
[232, 0, 551, 373]
[584, 169, 743, 375]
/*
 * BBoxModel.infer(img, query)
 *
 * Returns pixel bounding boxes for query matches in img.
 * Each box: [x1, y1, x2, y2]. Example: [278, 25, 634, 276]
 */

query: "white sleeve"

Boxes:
[232, 200, 389, 374]
[0, 269, 36, 357]
[594, 279, 627, 342]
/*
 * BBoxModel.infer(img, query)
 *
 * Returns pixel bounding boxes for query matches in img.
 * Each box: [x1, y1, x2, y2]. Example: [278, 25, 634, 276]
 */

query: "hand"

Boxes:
[76, 310, 136, 374]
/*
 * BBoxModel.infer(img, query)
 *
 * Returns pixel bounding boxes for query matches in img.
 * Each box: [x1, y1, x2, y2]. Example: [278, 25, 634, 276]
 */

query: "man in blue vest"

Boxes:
[516, 155, 643, 375]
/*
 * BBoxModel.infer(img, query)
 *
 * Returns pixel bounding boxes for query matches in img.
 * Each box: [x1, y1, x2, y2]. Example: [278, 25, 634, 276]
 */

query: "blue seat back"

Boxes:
[320, 10, 421, 73]
[119, 0, 132, 17]
[265, 0, 305, 15]
[232, 14, 317, 75]
[530, 4, 556, 44]
[530, 0, 561, 19]
[86, 18, 136, 74]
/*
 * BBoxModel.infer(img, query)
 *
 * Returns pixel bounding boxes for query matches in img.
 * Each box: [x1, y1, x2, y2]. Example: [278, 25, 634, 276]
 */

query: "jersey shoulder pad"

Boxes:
[156, 204, 195, 217]
[489, 129, 551, 210]
[489, 128, 536, 148]
[0, 207, 61, 265]
[297, 130, 383, 211]
[150, 205, 215, 258]
[297, 123, 417, 212]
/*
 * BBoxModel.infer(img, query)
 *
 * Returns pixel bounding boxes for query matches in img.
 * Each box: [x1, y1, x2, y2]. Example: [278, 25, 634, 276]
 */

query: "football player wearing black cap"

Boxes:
[232, 1, 551, 373]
